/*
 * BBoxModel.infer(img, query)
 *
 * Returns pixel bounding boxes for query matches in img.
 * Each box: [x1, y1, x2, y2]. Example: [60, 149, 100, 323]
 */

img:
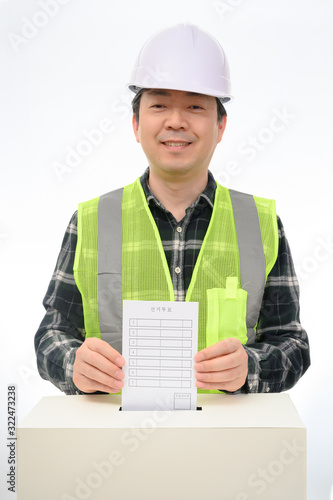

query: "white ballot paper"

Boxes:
[122, 300, 198, 411]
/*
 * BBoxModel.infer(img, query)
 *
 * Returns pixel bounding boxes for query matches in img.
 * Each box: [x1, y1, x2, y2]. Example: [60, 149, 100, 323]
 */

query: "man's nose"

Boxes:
[165, 108, 188, 129]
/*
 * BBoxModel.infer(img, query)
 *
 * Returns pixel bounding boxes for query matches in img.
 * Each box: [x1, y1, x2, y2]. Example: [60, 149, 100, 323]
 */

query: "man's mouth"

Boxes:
[162, 141, 191, 147]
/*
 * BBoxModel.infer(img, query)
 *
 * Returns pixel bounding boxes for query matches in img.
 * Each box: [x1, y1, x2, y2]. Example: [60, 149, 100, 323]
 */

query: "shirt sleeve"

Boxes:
[242, 215, 311, 393]
[34, 212, 86, 395]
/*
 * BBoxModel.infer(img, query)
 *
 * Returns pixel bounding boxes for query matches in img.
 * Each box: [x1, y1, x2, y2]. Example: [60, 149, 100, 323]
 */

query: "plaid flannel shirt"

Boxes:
[35, 169, 310, 394]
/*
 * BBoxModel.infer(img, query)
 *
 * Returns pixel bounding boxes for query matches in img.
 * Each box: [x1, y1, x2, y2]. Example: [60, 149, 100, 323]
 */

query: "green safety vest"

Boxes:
[73, 177, 278, 394]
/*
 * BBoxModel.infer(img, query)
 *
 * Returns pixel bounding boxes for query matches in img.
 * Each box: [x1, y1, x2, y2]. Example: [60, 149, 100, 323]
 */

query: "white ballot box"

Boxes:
[17, 394, 306, 500]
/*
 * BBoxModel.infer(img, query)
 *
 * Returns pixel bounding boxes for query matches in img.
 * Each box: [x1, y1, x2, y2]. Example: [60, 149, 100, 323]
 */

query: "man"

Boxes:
[35, 24, 310, 396]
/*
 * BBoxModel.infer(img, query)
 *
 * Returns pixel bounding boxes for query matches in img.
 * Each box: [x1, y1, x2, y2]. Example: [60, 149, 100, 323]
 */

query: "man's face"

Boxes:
[132, 89, 226, 179]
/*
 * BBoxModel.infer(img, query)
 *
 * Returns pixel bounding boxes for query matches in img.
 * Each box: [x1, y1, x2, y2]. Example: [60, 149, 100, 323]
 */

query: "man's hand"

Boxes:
[194, 338, 248, 392]
[73, 338, 125, 393]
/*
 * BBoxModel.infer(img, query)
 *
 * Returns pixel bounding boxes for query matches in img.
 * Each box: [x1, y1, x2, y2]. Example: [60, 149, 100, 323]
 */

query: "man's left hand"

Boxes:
[194, 338, 248, 392]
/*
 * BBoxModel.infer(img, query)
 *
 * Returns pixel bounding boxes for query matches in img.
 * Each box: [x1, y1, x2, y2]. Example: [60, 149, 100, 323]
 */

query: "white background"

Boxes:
[1, 0, 332, 498]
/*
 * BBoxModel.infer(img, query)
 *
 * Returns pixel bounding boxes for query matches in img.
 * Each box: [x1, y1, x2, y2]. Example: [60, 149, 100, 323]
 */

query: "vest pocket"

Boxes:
[206, 277, 248, 347]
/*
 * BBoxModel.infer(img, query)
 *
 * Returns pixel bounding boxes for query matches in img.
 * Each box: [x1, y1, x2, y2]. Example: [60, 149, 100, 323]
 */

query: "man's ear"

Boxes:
[217, 115, 227, 144]
[132, 114, 140, 143]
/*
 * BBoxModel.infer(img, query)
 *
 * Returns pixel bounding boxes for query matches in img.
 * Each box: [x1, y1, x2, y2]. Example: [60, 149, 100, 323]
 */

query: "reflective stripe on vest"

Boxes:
[73, 179, 278, 388]
[229, 189, 267, 338]
[98, 187, 123, 353]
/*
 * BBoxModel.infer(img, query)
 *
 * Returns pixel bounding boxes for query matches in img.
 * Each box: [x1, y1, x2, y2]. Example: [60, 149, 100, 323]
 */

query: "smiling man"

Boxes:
[35, 24, 310, 396]
[132, 88, 226, 222]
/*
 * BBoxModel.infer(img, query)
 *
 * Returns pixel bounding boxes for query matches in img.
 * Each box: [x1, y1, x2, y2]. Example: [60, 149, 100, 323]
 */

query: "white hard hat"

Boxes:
[128, 24, 233, 103]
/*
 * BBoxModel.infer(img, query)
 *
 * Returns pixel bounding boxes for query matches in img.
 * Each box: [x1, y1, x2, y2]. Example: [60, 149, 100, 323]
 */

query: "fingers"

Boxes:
[73, 337, 248, 393]
[82, 337, 125, 367]
[195, 361, 244, 382]
[73, 338, 125, 393]
[195, 377, 246, 392]
[194, 338, 248, 392]
[194, 337, 241, 363]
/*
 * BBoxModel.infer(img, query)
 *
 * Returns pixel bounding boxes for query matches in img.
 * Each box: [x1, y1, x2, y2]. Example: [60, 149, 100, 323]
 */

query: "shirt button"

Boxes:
[175, 267, 181, 274]
[176, 226, 182, 233]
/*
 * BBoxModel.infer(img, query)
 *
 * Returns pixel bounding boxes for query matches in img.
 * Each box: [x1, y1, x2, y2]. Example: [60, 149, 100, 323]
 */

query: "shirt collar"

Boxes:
[139, 167, 216, 211]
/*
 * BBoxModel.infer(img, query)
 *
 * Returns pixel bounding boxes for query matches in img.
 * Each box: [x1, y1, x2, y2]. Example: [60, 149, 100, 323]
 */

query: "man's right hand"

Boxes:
[73, 337, 125, 393]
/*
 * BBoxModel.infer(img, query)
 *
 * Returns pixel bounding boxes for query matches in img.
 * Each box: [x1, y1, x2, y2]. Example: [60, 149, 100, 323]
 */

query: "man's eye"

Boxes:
[152, 104, 165, 108]
[190, 105, 203, 110]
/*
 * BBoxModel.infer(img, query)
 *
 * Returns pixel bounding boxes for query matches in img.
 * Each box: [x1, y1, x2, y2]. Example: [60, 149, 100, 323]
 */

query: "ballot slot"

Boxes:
[118, 406, 202, 411]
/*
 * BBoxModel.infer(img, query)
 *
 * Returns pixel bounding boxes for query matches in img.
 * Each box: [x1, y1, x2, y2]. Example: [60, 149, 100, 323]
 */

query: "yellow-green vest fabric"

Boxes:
[73, 178, 278, 394]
